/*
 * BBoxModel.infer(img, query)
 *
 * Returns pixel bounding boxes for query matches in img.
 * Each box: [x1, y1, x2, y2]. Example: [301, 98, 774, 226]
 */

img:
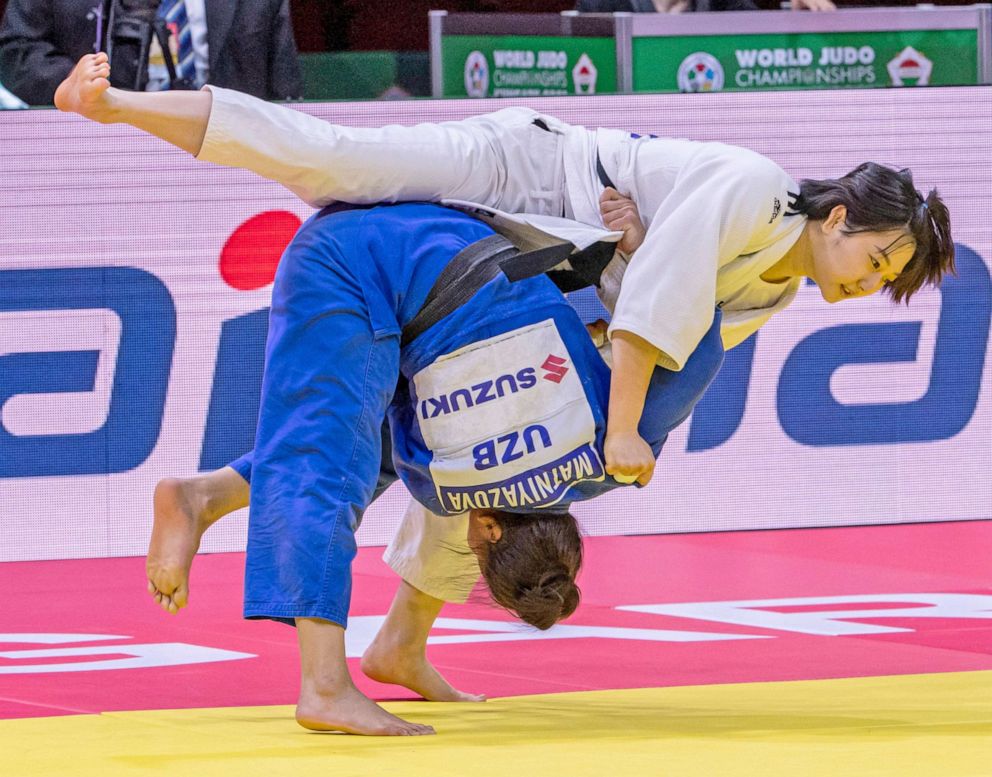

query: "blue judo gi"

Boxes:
[236, 203, 724, 627]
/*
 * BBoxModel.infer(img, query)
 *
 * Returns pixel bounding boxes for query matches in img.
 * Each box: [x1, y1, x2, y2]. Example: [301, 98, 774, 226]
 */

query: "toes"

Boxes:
[400, 721, 435, 735]
[173, 581, 189, 609]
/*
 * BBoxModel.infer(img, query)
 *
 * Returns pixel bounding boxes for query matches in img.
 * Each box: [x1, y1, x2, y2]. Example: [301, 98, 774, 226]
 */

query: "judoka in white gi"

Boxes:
[55, 53, 955, 492]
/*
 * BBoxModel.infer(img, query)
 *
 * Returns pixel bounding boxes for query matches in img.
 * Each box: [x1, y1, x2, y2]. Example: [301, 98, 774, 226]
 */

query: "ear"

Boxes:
[476, 512, 503, 544]
[822, 204, 847, 233]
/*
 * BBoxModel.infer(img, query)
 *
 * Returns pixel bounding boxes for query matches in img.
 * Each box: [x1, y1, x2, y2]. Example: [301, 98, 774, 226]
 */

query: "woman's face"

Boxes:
[810, 205, 916, 304]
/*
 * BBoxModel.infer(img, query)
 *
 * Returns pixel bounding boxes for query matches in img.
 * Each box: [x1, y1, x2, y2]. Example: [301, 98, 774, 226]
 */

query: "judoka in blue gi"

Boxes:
[146, 202, 723, 736]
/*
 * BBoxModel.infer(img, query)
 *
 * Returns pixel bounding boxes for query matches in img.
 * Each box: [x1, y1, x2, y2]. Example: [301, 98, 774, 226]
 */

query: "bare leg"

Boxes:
[147, 467, 248, 614]
[296, 618, 435, 736]
[361, 581, 485, 702]
[54, 53, 211, 155]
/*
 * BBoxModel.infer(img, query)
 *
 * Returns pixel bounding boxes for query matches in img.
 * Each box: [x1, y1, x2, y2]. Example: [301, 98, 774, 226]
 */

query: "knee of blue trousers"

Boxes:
[244, 324, 401, 627]
[228, 417, 395, 495]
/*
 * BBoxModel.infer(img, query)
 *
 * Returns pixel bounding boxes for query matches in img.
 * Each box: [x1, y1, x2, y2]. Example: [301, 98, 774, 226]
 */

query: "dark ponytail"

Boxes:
[792, 163, 955, 303]
[480, 510, 582, 630]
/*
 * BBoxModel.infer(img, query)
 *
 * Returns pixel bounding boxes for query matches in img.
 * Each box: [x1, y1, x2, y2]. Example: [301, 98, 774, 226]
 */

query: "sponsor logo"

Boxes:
[464, 50, 489, 98]
[0, 210, 298, 477]
[418, 367, 538, 420]
[887, 46, 933, 87]
[769, 197, 781, 224]
[541, 354, 569, 383]
[732, 46, 877, 89]
[350, 591, 992, 654]
[0, 633, 253, 673]
[0, 224, 987, 480]
[489, 49, 570, 97]
[677, 52, 724, 93]
[572, 53, 597, 95]
[10, 592, 991, 671]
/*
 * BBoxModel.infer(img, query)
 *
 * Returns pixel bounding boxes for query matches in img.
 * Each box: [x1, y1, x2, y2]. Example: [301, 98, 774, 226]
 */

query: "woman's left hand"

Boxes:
[604, 430, 656, 486]
[600, 187, 646, 255]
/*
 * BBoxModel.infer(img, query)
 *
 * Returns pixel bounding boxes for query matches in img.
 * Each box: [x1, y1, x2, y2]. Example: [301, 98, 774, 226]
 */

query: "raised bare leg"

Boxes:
[296, 618, 435, 736]
[361, 580, 485, 702]
[147, 466, 249, 614]
[54, 53, 212, 154]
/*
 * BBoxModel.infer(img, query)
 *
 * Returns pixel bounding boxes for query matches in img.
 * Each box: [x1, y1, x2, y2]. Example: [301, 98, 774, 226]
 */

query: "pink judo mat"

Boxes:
[2, 520, 990, 720]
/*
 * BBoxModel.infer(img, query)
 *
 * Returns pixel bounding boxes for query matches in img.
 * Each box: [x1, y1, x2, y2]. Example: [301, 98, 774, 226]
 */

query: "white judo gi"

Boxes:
[197, 86, 809, 601]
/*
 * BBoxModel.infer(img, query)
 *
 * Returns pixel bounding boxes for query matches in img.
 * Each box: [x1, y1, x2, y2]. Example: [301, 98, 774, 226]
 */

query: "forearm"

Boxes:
[607, 329, 660, 435]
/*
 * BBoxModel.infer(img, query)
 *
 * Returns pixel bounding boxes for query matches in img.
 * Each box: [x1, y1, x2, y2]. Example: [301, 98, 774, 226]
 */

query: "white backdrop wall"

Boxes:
[1, 88, 990, 562]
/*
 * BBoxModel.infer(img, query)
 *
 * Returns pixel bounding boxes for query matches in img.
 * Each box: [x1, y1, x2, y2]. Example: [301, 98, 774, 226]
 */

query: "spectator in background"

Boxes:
[575, 0, 835, 13]
[0, 0, 302, 106]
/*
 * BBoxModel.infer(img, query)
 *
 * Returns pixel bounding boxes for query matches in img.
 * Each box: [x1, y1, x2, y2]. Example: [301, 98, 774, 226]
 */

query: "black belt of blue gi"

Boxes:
[401, 233, 615, 348]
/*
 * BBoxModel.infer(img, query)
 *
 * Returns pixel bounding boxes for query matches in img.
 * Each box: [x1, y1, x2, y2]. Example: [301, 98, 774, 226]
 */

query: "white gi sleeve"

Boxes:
[608, 153, 789, 371]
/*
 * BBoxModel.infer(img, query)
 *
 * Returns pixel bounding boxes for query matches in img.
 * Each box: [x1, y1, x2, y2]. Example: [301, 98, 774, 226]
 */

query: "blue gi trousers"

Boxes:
[241, 203, 492, 627]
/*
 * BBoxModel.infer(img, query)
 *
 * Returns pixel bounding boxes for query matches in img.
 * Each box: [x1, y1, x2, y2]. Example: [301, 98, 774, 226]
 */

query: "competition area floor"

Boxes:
[2, 520, 991, 776]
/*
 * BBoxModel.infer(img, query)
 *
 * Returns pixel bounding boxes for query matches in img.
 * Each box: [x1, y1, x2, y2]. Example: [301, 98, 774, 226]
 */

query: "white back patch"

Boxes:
[413, 320, 603, 512]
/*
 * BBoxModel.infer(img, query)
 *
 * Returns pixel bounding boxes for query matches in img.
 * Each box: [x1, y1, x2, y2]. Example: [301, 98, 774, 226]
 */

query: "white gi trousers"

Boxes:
[197, 86, 603, 220]
[383, 502, 481, 604]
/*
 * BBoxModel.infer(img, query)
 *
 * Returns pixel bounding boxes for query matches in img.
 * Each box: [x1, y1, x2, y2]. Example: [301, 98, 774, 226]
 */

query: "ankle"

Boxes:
[181, 476, 228, 529]
[365, 638, 425, 665]
[300, 672, 358, 703]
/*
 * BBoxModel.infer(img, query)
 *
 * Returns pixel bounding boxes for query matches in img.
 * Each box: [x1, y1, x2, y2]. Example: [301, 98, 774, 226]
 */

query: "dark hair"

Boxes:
[791, 163, 954, 303]
[480, 510, 583, 630]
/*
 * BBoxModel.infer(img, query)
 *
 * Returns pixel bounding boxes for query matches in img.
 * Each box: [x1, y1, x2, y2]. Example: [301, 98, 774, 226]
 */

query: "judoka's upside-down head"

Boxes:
[468, 509, 582, 631]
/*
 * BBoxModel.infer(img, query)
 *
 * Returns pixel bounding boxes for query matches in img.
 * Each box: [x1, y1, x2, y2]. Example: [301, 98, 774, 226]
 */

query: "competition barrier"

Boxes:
[431, 6, 992, 97]
[1, 87, 990, 561]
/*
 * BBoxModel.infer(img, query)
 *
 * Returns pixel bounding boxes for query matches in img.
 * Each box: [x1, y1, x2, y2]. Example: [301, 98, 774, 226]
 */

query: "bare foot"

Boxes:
[54, 53, 116, 122]
[361, 637, 485, 703]
[146, 477, 211, 614]
[296, 684, 435, 736]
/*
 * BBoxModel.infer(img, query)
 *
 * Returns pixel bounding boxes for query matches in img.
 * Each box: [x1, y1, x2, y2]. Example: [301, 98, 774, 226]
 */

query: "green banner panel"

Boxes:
[300, 52, 431, 100]
[633, 29, 978, 93]
[441, 36, 617, 98]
